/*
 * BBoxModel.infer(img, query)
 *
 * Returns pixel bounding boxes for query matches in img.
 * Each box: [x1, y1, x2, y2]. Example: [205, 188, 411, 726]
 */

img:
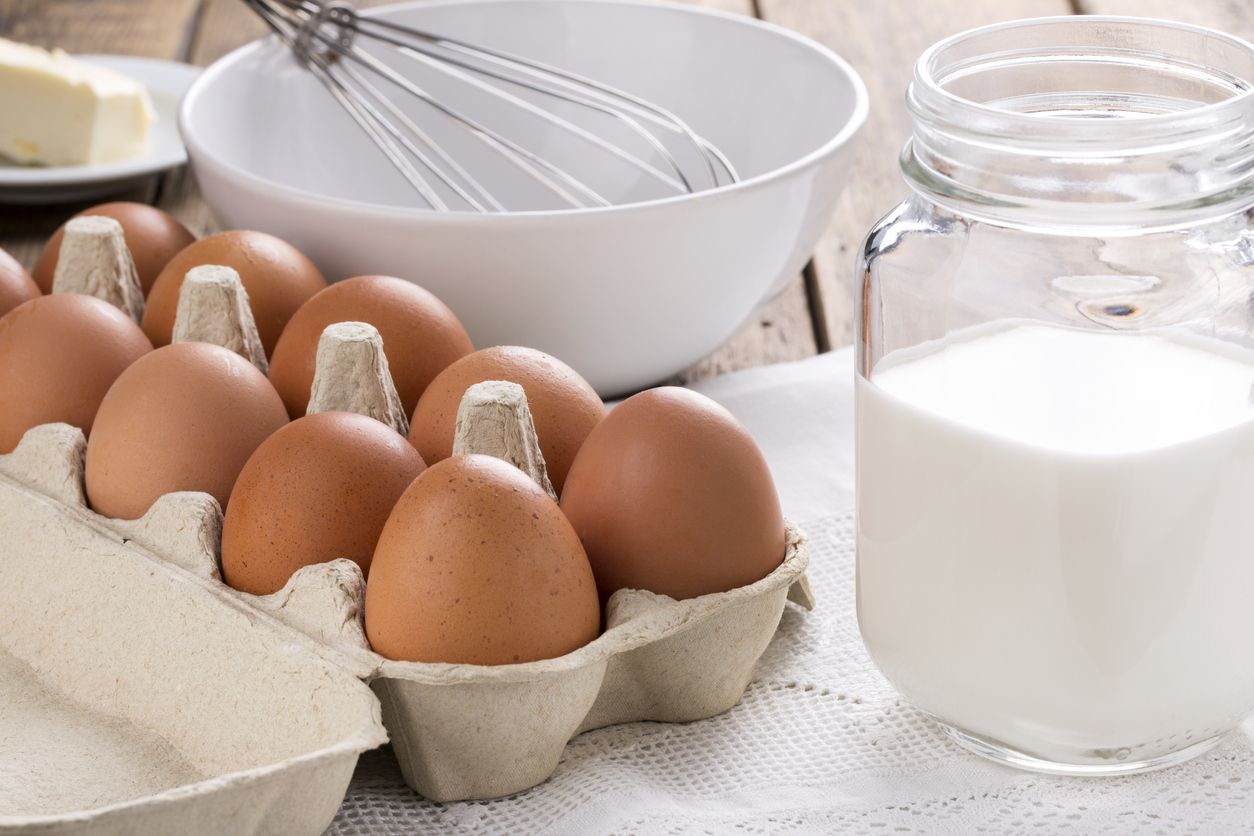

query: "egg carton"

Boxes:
[5, 254, 813, 809]
[0, 423, 385, 835]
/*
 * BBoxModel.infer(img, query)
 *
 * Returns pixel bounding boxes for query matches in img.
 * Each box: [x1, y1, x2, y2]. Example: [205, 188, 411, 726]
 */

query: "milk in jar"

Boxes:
[856, 322, 1254, 772]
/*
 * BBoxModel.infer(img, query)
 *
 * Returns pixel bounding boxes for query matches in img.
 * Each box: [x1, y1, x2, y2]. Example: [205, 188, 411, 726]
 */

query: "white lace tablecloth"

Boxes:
[328, 350, 1254, 834]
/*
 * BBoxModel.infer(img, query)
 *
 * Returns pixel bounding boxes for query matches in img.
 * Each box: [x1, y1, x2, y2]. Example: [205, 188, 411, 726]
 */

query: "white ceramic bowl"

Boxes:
[181, 0, 867, 395]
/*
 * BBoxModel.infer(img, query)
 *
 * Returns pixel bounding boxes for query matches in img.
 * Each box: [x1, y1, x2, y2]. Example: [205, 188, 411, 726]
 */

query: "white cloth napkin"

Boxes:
[330, 348, 1254, 835]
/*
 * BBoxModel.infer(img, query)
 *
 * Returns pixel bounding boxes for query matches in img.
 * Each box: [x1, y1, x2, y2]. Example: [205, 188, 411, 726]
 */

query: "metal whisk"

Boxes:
[242, 0, 739, 212]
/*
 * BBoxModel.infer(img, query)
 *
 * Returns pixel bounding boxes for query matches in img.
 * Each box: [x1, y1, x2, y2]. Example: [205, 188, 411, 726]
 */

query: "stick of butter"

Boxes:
[0, 38, 155, 167]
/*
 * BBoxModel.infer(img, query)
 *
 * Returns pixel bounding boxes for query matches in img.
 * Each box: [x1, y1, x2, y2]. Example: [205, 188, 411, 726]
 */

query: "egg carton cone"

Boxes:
[50, 216, 144, 323]
[4, 263, 813, 813]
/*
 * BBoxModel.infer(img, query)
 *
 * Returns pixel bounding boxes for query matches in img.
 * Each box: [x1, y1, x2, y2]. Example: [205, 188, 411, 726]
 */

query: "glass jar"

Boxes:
[856, 17, 1254, 775]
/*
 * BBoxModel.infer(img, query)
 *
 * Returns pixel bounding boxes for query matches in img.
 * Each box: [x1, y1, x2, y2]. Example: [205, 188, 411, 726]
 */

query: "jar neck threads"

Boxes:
[903, 16, 1254, 229]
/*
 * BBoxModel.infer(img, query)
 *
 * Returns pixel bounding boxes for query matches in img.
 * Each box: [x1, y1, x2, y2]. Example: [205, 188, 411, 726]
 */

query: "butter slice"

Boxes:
[0, 38, 155, 166]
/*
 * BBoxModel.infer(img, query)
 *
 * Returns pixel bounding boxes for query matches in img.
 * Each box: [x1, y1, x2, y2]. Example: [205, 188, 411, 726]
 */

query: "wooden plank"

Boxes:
[168, 0, 819, 384]
[0, 0, 200, 268]
[0, 0, 200, 58]
[754, 0, 1074, 349]
[1075, 0, 1253, 34]
[186, 0, 273, 65]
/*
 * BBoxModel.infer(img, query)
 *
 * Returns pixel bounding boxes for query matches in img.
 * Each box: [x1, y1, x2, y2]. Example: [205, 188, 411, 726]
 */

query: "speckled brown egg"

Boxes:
[268, 275, 474, 419]
[141, 231, 326, 356]
[221, 411, 426, 596]
[408, 347, 605, 494]
[32, 202, 195, 294]
[0, 247, 40, 316]
[0, 294, 152, 453]
[365, 454, 600, 665]
[560, 386, 785, 601]
[85, 342, 289, 520]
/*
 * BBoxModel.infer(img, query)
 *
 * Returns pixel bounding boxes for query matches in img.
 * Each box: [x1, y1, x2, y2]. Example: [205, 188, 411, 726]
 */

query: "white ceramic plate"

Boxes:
[0, 55, 199, 204]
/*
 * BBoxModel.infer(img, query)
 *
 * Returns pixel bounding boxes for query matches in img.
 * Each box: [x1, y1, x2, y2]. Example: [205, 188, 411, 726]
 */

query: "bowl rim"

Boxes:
[179, 0, 869, 221]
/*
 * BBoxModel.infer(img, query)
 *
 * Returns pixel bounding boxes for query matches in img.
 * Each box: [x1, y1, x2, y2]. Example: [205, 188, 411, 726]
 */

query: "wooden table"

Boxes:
[1, 0, 1250, 386]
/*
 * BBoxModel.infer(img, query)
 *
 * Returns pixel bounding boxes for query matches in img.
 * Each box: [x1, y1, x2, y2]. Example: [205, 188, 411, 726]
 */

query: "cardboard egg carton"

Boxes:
[4, 252, 813, 811]
[0, 423, 385, 835]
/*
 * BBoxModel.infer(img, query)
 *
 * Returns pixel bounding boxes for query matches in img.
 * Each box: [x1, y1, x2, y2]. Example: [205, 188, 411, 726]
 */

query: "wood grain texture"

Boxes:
[0, 0, 200, 267]
[755, 0, 1073, 349]
[167, 0, 819, 384]
[1076, 0, 1253, 32]
[0, 0, 201, 58]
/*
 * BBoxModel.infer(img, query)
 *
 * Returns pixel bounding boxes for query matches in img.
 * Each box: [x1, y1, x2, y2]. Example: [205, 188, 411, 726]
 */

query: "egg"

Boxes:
[268, 275, 474, 419]
[32, 202, 195, 295]
[142, 231, 327, 356]
[0, 294, 152, 453]
[560, 386, 785, 601]
[85, 342, 289, 520]
[365, 454, 600, 664]
[409, 346, 605, 494]
[221, 411, 426, 595]
[0, 246, 40, 316]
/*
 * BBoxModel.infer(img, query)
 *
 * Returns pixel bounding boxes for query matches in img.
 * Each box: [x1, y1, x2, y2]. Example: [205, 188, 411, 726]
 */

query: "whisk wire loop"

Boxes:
[243, 0, 738, 212]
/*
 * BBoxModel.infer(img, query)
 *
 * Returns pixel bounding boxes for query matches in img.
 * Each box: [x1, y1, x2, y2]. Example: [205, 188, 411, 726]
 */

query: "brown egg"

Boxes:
[32, 202, 195, 294]
[221, 411, 426, 595]
[85, 342, 289, 520]
[366, 454, 600, 664]
[0, 247, 40, 316]
[560, 387, 785, 601]
[269, 275, 474, 419]
[0, 295, 152, 453]
[142, 231, 327, 356]
[409, 346, 605, 494]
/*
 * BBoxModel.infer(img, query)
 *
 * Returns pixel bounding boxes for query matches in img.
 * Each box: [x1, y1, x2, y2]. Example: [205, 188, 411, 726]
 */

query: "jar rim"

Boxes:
[910, 15, 1254, 148]
[903, 15, 1254, 228]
